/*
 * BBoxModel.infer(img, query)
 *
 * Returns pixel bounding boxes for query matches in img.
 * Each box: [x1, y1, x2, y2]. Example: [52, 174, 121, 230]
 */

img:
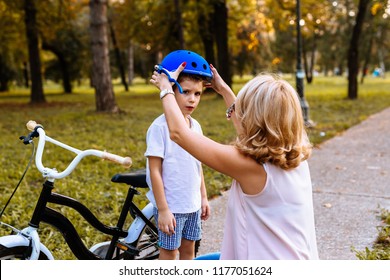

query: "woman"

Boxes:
[150, 61, 318, 260]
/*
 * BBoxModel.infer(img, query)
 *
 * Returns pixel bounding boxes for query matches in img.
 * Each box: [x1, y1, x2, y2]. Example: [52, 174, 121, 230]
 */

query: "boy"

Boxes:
[145, 50, 211, 260]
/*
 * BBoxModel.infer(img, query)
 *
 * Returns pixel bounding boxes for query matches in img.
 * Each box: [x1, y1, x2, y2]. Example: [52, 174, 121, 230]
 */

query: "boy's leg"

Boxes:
[178, 239, 195, 260]
[159, 248, 178, 260]
[179, 210, 202, 260]
[154, 208, 184, 260]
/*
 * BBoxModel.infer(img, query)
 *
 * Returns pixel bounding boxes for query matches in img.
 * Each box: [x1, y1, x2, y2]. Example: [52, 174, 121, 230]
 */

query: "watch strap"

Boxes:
[160, 89, 175, 99]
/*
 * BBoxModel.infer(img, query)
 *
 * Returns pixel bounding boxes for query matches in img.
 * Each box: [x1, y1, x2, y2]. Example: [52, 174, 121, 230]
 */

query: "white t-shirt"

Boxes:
[220, 161, 319, 260]
[144, 114, 202, 213]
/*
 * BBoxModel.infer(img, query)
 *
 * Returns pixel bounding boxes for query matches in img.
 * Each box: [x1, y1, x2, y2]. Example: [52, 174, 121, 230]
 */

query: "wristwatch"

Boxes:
[160, 89, 175, 99]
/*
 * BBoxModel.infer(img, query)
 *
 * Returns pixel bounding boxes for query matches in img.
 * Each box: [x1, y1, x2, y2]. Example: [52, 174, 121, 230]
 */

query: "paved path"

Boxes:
[198, 107, 390, 259]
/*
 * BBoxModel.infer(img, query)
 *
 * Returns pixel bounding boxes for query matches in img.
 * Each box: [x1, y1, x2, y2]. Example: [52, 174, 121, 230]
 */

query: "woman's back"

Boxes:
[220, 161, 319, 260]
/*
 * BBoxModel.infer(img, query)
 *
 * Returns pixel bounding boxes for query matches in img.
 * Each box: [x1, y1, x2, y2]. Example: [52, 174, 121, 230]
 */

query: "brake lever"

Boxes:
[19, 135, 31, 145]
[156, 65, 183, 93]
[20, 127, 41, 145]
[20, 132, 35, 145]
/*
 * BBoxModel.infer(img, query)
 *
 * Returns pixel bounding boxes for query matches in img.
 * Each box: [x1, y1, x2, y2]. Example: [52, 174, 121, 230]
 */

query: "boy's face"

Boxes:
[174, 78, 203, 118]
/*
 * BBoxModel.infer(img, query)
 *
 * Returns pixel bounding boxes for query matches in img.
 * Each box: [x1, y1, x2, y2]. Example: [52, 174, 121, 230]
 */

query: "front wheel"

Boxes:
[0, 244, 50, 260]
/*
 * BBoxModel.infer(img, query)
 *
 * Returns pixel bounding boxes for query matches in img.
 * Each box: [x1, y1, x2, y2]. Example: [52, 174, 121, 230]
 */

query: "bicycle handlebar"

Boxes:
[26, 120, 42, 132]
[102, 151, 132, 167]
[25, 120, 132, 179]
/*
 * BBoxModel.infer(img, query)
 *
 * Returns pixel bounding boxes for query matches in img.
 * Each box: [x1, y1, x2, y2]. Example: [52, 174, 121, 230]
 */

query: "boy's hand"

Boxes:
[158, 208, 176, 235]
[201, 198, 210, 221]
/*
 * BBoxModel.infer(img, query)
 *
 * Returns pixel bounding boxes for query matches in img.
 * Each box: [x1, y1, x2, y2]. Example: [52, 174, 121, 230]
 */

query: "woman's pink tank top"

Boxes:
[220, 161, 319, 259]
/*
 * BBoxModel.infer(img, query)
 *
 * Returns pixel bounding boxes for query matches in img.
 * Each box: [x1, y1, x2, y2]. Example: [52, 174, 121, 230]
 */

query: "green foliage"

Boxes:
[1, 75, 390, 259]
[353, 208, 390, 260]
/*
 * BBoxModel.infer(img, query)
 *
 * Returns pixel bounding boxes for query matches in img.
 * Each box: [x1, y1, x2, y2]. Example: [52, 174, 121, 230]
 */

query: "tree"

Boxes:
[266, 0, 298, 73]
[108, 20, 128, 91]
[39, 0, 89, 94]
[361, 1, 389, 82]
[347, 0, 370, 99]
[174, 0, 185, 49]
[360, 3, 377, 84]
[89, 0, 119, 113]
[299, 1, 329, 83]
[0, 54, 16, 91]
[213, 0, 231, 87]
[231, 0, 273, 76]
[0, 1, 25, 91]
[24, 0, 45, 103]
[109, 0, 167, 82]
[42, 41, 72, 93]
[197, 1, 215, 65]
[42, 27, 87, 94]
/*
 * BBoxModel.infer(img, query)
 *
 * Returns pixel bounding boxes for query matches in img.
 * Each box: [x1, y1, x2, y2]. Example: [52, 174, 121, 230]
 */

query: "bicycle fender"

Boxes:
[20, 226, 40, 260]
[0, 234, 54, 260]
[124, 202, 154, 243]
[89, 240, 111, 254]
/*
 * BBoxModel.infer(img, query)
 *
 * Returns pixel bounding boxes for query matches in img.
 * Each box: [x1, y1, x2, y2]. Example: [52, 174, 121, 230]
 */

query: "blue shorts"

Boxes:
[154, 208, 201, 250]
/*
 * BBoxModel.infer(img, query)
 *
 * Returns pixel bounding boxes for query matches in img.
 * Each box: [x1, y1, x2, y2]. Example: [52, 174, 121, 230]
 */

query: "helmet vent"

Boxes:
[160, 50, 212, 79]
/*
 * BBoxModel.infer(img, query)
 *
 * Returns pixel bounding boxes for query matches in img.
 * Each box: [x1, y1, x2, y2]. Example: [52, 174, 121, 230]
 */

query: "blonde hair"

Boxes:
[234, 73, 312, 170]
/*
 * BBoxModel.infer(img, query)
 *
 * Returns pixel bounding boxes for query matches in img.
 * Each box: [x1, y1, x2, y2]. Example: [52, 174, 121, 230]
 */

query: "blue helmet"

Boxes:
[159, 50, 213, 81]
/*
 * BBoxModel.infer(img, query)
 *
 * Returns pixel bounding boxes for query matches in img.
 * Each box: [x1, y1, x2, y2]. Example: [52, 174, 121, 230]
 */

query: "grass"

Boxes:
[0, 74, 389, 259]
[353, 207, 390, 260]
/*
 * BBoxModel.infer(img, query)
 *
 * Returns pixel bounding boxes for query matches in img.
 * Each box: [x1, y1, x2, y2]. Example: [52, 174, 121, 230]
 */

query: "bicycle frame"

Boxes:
[26, 178, 154, 259]
[2, 176, 157, 260]
[0, 121, 157, 260]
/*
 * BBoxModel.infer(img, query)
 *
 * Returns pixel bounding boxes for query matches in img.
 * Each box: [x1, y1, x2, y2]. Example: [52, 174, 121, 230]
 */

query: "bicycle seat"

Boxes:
[111, 169, 149, 188]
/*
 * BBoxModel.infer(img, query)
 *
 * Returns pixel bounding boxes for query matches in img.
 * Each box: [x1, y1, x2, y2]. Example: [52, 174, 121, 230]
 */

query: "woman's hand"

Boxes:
[150, 62, 186, 91]
[205, 64, 230, 96]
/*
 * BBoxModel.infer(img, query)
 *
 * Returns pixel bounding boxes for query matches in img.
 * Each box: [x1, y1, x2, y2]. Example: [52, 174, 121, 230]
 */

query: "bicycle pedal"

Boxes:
[116, 241, 139, 255]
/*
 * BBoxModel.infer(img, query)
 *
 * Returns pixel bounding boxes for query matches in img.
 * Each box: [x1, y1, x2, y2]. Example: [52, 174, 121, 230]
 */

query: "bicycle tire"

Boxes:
[0, 244, 50, 260]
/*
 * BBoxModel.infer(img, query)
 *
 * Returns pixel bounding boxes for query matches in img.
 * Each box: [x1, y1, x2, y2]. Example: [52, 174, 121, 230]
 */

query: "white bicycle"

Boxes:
[0, 121, 159, 260]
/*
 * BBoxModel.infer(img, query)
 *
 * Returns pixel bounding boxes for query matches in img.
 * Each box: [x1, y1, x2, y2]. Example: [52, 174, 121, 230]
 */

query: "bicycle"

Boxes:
[0, 121, 159, 260]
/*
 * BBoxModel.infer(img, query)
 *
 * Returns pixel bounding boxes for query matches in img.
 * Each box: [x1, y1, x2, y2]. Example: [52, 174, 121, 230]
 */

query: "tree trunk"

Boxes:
[197, 8, 215, 65]
[128, 42, 134, 86]
[24, 0, 45, 104]
[174, 0, 185, 49]
[0, 55, 11, 91]
[213, 0, 231, 88]
[360, 34, 374, 84]
[377, 27, 386, 78]
[347, 0, 369, 100]
[59, 55, 72, 93]
[22, 61, 29, 88]
[89, 0, 119, 113]
[42, 42, 72, 93]
[360, 10, 375, 84]
[303, 36, 317, 84]
[109, 21, 128, 91]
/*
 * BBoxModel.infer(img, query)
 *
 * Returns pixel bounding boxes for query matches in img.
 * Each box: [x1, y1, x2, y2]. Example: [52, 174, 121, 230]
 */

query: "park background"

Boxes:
[0, 0, 389, 259]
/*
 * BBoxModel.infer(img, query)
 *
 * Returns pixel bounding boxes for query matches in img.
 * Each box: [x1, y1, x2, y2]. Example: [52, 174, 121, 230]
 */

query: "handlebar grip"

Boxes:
[26, 120, 43, 131]
[102, 152, 132, 168]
